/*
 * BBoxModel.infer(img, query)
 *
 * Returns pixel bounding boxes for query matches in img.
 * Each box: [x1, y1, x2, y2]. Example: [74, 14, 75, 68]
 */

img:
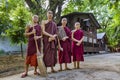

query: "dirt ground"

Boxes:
[1, 53, 120, 80]
[0, 55, 26, 78]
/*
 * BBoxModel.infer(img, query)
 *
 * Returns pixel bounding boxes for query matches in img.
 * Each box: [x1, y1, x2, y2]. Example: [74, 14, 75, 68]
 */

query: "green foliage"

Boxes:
[6, 5, 31, 44]
[0, 0, 11, 35]
[0, 0, 119, 49]
[0, 49, 5, 55]
[107, 0, 120, 47]
[62, 0, 120, 48]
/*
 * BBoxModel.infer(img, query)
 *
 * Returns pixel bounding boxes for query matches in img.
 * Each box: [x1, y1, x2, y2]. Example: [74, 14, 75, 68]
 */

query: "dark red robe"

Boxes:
[43, 21, 57, 67]
[72, 29, 84, 61]
[27, 25, 41, 56]
[58, 27, 72, 64]
[26, 25, 41, 66]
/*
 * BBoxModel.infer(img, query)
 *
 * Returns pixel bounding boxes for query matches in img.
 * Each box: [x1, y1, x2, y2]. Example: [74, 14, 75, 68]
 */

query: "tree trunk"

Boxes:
[20, 43, 23, 58]
[25, 0, 64, 22]
[49, 0, 64, 22]
[55, 1, 63, 23]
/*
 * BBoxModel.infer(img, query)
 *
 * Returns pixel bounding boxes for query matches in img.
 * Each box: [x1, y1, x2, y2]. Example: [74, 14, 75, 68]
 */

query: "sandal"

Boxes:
[21, 73, 28, 78]
[58, 69, 63, 72]
[51, 70, 57, 73]
[34, 72, 40, 75]
[65, 68, 71, 70]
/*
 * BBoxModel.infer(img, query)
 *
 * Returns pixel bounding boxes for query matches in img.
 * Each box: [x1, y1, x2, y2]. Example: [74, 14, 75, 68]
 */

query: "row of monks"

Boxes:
[21, 11, 84, 78]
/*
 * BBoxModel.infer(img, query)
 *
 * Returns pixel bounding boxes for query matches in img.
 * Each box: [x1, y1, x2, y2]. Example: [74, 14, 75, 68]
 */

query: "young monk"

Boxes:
[72, 22, 84, 69]
[58, 18, 71, 71]
[21, 15, 42, 78]
[42, 11, 57, 73]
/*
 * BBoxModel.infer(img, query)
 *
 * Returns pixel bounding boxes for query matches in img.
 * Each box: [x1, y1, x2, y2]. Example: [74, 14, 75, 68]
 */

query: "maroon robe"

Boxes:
[43, 21, 57, 67]
[72, 29, 84, 61]
[27, 25, 41, 56]
[58, 27, 71, 64]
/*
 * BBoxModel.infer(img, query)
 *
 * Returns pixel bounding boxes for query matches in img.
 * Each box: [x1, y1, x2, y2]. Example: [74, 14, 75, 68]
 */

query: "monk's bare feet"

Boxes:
[74, 67, 77, 69]
[51, 70, 57, 73]
[76, 67, 80, 69]
[34, 72, 40, 75]
[21, 72, 28, 78]
[65, 67, 71, 70]
[58, 69, 62, 72]
[51, 67, 57, 73]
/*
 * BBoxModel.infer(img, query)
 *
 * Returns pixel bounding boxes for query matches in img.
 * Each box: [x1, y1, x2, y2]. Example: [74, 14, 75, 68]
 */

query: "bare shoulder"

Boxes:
[25, 24, 31, 30]
[71, 30, 76, 33]
[42, 20, 49, 25]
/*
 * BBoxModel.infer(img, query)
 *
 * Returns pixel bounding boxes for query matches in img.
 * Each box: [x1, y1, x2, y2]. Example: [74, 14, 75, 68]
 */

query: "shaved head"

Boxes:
[47, 10, 53, 20]
[32, 15, 39, 23]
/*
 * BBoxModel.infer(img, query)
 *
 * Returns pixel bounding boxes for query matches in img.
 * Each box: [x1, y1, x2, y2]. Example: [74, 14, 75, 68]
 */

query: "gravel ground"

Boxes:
[1, 52, 120, 80]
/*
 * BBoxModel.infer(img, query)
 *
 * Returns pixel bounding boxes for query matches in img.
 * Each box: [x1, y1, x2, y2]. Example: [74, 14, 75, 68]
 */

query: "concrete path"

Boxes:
[1, 53, 120, 80]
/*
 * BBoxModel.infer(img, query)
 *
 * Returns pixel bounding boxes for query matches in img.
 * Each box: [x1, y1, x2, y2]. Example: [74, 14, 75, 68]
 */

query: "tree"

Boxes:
[6, 2, 31, 57]
[25, 0, 65, 22]
[107, 0, 120, 48]
[62, 0, 120, 50]
[0, 0, 23, 36]
[0, 0, 11, 36]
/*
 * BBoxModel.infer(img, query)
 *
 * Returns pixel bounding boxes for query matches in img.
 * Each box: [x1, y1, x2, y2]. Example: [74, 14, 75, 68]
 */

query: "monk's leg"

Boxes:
[77, 61, 80, 69]
[65, 63, 71, 70]
[51, 66, 56, 73]
[24, 64, 29, 74]
[21, 64, 29, 78]
[74, 61, 77, 69]
[34, 66, 40, 75]
[59, 64, 62, 71]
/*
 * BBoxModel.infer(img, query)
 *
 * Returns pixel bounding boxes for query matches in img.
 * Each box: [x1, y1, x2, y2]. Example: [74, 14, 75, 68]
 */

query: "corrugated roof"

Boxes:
[97, 32, 106, 39]
[61, 12, 101, 29]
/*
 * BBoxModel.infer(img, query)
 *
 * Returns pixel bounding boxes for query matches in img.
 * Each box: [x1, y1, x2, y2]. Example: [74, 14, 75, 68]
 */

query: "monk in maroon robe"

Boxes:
[42, 11, 57, 72]
[21, 15, 42, 78]
[58, 18, 71, 71]
[72, 22, 84, 69]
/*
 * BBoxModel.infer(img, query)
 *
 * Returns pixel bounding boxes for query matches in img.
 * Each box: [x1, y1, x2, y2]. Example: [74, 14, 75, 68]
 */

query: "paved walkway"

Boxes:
[1, 53, 120, 80]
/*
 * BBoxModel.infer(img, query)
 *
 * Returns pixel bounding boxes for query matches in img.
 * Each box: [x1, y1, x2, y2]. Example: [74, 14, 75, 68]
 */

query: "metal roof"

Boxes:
[61, 12, 101, 29]
[97, 32, 106, 39]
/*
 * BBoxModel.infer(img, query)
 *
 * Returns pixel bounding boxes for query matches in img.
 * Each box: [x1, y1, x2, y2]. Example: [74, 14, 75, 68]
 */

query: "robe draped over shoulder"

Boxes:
[27, 25, 41, 56]
[43, 21, 57, 67]
[58, 27, 72, 64]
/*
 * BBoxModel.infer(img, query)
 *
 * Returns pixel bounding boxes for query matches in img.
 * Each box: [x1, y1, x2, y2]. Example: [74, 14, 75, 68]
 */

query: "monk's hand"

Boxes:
[76, 41, 82, 46]
[58, 45, 63, 51]
[48, 37, 54, 42]
[65, 36, 69, 39]
[53, 34, 57, 38]
[59, 47, 63, 51]
[31, 28, 36, 34]
[62, 37, 67, 41]
[39, 36, 42, 39]
[34, 36, 39, 40]
[48, 37, 52, 42]
[50, 34, 57, 40]
[76, 42, 80, 46]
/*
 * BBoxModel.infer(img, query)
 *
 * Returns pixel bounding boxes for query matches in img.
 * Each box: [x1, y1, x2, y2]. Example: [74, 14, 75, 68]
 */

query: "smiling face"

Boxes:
[75, 22, 80, 29]
[32, 15, 39, 23]
[61, 18, 67, 26]
[47, 11, 53, 20]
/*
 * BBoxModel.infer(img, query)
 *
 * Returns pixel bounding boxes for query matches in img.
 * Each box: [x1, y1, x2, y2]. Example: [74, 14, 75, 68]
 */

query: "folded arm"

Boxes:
[71, 30, 79, 42]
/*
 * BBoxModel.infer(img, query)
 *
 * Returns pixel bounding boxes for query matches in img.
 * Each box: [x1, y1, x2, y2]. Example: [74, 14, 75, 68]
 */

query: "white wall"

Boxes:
[0, 37, 27, 52]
